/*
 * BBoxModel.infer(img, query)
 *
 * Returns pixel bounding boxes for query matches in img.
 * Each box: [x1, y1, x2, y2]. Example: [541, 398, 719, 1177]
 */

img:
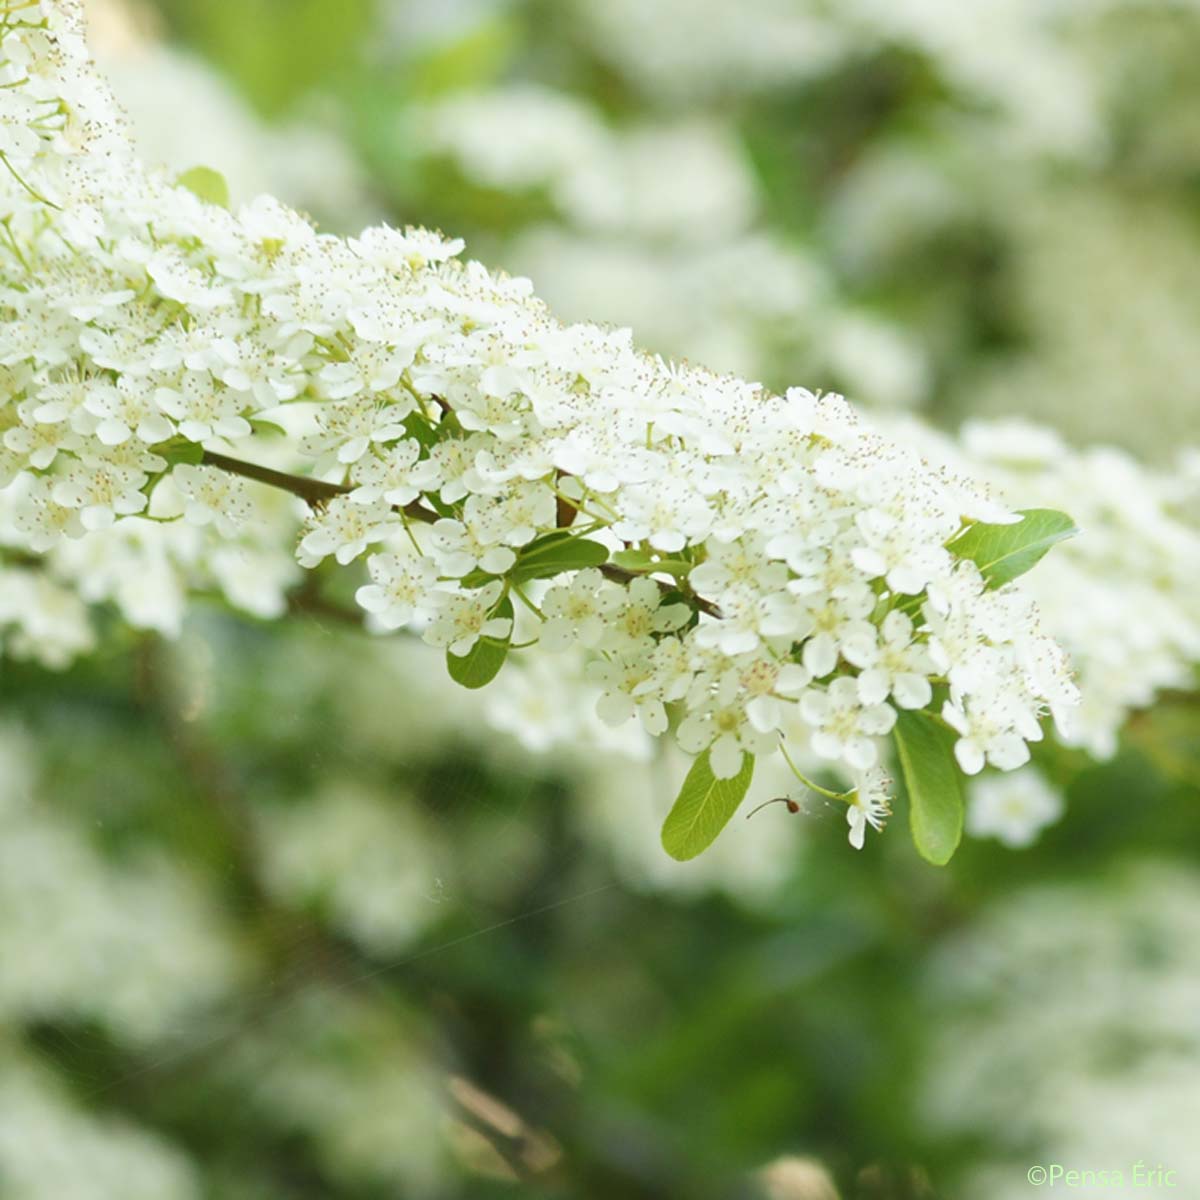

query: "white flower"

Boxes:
[540, 568, 621, 651]
[688, 534, 787, 604]
[20, 370, 95, 426]
[207, 336, 306, 405]
[965, 768, 1063, 848]
[297, 497, 396, 566]
[354, 553, 439, 630]
[146, 247, 232, 308]
[611, 478, 714, 553]
[599, 577, 690, 654]
[407, 435, 485, 504]
[726, 652, 810, 733]
[846, 766, 893, 850]
[843, 609, 935, 709]
[794, 584, 875, 678]
[851, 504, 953, 595]
[587, 655, 669, 736]
[453, 382, 529, 442]
[154, 371, 251, 443]
[423, 581, 512, 655]
[51, 461, 148, 530]
[301, 397, 413, 465]
[677, 675, 777, 779]
[941, 692, 1040, 776]
[262, 271, 351, 339]
[82, 375, 175, 446]
[464, 481, 557, 547]
[317, 339, 422, 399]
[800, 676, 896, 770]
[3, 412, 79, 468]
[0, 91, 41, 159]
[210, 544, 298, 619]
[350, 440, 422, 506]
[349, 224, 465, 273]
[9, 476, 85, 550]
[547, 426, 654, 492]
[171, 464, 251, 537]
[692, 586, 775, 656]
[428, 517, 516, 578]
[636, 636, 698, 703]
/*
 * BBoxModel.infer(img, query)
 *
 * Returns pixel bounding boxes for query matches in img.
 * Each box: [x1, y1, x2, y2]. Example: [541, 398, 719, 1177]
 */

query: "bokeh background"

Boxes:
[4, 1, 1200, 1196]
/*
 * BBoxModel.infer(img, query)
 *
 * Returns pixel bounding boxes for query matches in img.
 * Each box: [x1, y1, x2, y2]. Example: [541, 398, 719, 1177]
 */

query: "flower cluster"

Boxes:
[0, 0, 1078, 852]
[880, 416, 1200, 760]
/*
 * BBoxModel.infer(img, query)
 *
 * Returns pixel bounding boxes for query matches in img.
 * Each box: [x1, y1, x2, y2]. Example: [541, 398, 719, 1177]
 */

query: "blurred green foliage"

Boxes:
[5, 599, 1199, 1197]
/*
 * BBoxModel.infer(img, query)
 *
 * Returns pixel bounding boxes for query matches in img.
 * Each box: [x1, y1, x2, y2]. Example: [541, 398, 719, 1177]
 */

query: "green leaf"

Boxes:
[402, 413, 441, 450]
[610, 548, 653, 571]
[661, 751, 755, 862]
[248, 417, 288, 438]
[175, 165, 230, 210]
[446, 637, 507, 689]
[446, 596, 512, 689]
[154, 439, 203, 467]
[458, 568, 499, 590]
[949, 508, 1078, 589]
[893, 711, 964, 866]
[610, 549, 693, 579]
[509, 532, 609, 583]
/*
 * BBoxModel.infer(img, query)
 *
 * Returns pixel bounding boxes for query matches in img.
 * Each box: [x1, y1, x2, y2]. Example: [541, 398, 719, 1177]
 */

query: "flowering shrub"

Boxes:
[923, 862, 1200, 1196]
[0, 0, 1080, 862]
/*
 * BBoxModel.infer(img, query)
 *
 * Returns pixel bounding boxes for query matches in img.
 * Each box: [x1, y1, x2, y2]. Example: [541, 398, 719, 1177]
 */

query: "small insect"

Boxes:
[745, 796, 801, 819]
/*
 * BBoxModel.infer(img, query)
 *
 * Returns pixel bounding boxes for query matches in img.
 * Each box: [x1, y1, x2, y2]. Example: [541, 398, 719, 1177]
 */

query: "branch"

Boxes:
[201, 447, 720, 615]
[199, 449, 434, 524]
[599, 561, 718, 618]
[200, 449, 349, 505]
[287, 572, 367, 629]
